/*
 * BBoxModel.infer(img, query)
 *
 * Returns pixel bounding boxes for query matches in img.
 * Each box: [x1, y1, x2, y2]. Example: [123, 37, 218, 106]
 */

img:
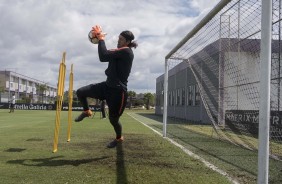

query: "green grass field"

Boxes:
[0, 109, 232, 184]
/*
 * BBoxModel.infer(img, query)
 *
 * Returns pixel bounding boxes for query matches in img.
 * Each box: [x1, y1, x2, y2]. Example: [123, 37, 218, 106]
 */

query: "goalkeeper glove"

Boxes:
[92, 25, 106, 41]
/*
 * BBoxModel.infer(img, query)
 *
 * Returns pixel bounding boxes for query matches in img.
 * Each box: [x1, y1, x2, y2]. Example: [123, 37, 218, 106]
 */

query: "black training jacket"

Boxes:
[98, 40, 134, 90]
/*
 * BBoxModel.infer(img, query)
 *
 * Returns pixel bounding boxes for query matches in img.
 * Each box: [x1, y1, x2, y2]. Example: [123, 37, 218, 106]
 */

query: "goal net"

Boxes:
[161, 0, 282, 159]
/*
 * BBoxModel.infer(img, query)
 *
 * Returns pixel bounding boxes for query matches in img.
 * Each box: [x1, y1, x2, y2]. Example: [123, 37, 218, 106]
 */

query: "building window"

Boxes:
[188, 85, 195, 106]
[188, 86, 192, 106]
[172, 91, 175, 106]
[176, 89, 180, 106]
[182, 88, 185, 106]
[168, 92, 171, 106]
[195, 85, 200, 106]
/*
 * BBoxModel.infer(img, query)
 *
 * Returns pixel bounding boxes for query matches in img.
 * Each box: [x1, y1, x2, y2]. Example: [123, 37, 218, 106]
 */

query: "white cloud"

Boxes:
[0, 0, 220, 93]
[190, 0, 219, 12]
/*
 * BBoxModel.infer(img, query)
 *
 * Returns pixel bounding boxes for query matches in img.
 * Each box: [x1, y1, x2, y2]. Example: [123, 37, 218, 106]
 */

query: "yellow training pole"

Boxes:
[67, 64, 73, 142]
[53, 52, 66, 153]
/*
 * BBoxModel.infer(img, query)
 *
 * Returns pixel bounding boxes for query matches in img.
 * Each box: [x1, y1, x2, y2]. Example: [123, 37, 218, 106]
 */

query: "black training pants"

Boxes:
[76, 82, 128, 138]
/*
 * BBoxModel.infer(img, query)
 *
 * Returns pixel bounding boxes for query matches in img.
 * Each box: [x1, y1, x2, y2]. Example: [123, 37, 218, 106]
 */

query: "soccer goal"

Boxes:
[158, 0, 281, 183]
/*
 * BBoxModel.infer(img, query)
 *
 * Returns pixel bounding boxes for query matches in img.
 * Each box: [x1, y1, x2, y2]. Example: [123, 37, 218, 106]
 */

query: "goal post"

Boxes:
[163, 59, 168, 137]
[258, 0, 272, 183]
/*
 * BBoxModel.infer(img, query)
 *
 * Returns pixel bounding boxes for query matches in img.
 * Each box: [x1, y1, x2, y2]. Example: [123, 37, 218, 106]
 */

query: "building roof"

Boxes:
[0, 70, 57, 89]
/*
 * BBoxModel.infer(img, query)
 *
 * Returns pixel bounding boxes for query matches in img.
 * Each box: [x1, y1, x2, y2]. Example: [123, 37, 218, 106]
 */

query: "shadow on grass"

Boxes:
[157, 123, 259, 174]
[135, 112, 282, 183]
[176, 132, 257, 174]
[116, 144, 127, 184]
[6, 156, 109, 167]
[135, 113, 258, 175]
[5, 148, 26, 152]
[26, 138, 44, 142]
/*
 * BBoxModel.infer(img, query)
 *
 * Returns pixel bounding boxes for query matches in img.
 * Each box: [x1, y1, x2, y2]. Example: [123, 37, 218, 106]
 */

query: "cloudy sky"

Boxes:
[0, 0, 219, 93]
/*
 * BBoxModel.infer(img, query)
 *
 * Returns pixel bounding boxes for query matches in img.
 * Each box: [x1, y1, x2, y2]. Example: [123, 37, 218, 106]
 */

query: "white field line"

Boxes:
[127, 113, 240, 184]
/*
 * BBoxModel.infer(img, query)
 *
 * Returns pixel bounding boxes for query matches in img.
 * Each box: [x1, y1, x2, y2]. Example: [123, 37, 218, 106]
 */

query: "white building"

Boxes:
[0, 70, 57, 103]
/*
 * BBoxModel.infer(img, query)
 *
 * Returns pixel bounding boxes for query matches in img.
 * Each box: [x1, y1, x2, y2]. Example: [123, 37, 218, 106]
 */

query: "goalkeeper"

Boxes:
[75, 25, 138, 148]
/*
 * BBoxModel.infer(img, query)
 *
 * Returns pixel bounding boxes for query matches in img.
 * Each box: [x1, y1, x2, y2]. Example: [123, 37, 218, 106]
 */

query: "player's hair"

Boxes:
[120, 30, 138, 49]
[128, 41, 138, 49]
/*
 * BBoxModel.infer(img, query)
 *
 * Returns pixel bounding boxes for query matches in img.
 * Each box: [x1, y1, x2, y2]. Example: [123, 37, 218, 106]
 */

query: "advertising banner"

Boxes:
[0, 103, 101, 111]
[225, 110, 282, 137]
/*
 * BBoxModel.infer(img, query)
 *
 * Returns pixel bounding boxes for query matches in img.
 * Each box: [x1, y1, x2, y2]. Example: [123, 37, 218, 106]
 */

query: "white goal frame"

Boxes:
[163, 0, 273, 183]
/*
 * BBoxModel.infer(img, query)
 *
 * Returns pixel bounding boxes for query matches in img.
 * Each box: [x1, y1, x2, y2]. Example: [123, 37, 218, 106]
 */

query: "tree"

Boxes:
[38, 84, 47, 103]
[134, 98, 144, 107]
[128, 90, 136, 109]
[64, 90, 78, 104]
[144, 92, 155, 110]
[63, 90, 69, 103]
[0, 86, 4, 103]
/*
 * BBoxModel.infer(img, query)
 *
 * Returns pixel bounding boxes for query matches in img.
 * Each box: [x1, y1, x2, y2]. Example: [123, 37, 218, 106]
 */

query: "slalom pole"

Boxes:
[67, 64, 74, 142]
[53, 52, 66, 153]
